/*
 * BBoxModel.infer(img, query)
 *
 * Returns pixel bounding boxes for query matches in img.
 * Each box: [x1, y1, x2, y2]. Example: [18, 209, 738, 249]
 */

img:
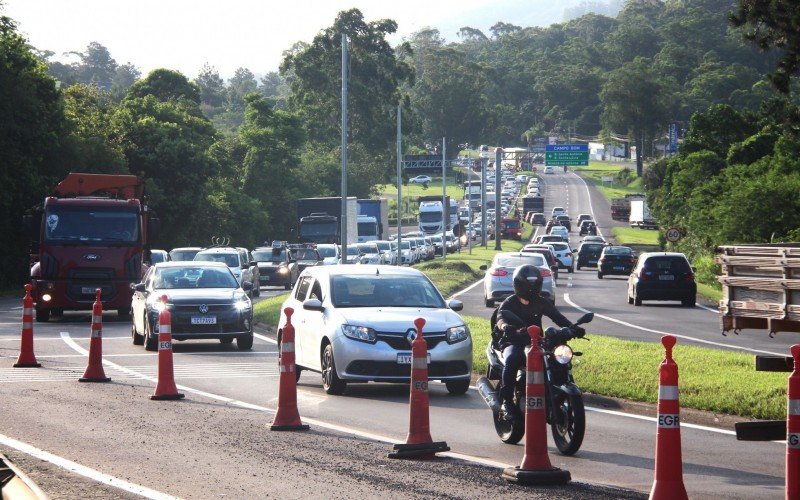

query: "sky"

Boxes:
[4, 0, 579, 80]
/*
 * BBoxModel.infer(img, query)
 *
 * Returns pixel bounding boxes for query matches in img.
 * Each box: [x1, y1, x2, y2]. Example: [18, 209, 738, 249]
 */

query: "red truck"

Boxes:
[24, 173, 159, 322]
[500, 217, 523, 240]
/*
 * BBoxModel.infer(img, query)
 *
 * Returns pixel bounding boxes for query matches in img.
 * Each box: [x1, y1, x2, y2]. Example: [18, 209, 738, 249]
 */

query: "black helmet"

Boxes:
[512, 265, 543, 300]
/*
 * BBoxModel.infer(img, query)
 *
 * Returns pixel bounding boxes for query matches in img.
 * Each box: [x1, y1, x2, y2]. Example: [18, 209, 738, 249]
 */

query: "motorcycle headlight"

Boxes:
[553, 344, 573, 365]
[147, 297, 167, 312]
[342, 324, 377, 343]
[446, 325, 469, 344]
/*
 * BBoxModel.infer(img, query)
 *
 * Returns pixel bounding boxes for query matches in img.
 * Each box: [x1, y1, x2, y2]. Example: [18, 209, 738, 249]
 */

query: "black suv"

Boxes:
[579, 220, 597, 236]
[555, 215, 571, 231]
[627, 252, 696, 307]
[252, 243, 298, 290]
[576, 242, 606, 270]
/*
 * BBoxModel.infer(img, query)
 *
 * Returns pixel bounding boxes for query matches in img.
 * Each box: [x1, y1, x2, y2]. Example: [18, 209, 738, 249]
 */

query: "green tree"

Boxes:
[227, 67, 258, 112]
[61, 84, 127, 173]
[280, 9, 413, 152]
[600, 57, 673, 175]
[0, 14, 65, 285]
[113, 69, 216, 246]
[194, 63, 226, 112]
[70, 42, 117, 89]
[731, 0, 800, 93]
[110, 63, 140, 102]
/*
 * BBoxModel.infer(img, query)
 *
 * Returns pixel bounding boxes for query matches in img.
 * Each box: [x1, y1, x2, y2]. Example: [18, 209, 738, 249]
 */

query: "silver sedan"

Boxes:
[480, 252, 555, 307]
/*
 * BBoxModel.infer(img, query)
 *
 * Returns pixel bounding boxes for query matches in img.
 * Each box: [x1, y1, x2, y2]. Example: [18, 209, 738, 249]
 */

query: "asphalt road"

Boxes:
[0, 170, 789, 498]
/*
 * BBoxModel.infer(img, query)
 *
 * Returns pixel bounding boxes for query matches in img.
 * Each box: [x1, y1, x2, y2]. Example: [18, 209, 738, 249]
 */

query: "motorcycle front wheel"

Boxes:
[550, 391, 585, 455]
[492, 399, 525, 444]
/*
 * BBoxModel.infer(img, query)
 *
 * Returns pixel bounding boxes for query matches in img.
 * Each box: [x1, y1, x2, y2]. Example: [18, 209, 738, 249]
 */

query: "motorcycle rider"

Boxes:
[494, 265, 585, 421]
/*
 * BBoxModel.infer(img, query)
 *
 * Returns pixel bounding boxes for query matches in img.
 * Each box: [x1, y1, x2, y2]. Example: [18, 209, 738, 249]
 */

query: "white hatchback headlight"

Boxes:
[446, 325, 469, 344]
[342, 324, 377, 343]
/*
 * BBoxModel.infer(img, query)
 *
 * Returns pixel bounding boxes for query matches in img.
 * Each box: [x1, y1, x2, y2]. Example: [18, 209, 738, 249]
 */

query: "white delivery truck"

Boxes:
[629, 199, 657, 229]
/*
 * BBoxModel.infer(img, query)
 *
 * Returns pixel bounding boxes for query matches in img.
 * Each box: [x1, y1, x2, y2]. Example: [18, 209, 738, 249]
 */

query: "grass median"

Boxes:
[573, 162, 644, 203]
[464, 314, 786, 420]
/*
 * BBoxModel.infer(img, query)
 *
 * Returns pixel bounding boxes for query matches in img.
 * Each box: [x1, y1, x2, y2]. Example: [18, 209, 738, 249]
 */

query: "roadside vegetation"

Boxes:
[574, 163, 645, 202]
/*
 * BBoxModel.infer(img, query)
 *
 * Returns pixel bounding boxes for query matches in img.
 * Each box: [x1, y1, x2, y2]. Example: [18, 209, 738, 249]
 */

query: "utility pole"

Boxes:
[340, 34, 349, 261]
[442, 137, 447, 260]
[467, 153, 472, 255]
[480, 154, 487, 247]
[396, 104, 402, 266]
[494, 147, 502, 251]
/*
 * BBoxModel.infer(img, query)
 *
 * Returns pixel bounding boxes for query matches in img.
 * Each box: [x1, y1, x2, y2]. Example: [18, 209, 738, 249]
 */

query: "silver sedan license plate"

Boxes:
[191, 316, 217, 325]
[397, 353, 431, 364]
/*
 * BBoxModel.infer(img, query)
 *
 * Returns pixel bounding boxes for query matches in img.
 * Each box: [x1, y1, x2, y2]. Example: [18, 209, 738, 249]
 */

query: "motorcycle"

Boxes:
[477, 310, 594, 455]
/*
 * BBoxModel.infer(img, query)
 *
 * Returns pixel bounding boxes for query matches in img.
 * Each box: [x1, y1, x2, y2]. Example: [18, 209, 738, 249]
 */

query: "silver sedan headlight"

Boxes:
[446, 325, 469, 344]
[342, 324, 377, 343]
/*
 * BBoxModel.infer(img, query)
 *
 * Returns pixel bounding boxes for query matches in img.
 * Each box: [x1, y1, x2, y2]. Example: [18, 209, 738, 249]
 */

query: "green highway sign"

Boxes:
[545, 144, 589, 166]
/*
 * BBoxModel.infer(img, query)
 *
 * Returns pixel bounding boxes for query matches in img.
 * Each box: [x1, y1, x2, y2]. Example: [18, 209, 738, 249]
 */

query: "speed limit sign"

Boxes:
[666, 227, 682, 243]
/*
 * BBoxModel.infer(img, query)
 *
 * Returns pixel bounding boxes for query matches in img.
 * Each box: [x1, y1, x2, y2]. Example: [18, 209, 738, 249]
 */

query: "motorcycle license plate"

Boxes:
[191, 316, 216, 325]
[397, 353, 431, 364]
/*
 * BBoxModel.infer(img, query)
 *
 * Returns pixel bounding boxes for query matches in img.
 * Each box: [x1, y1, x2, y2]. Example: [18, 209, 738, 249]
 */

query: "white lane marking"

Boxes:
[0, 433, 175, 499]
[584, 407, 748, 438]
[571, 172, 604, 238]
[563, 293, 785, 356]
[254, 332, 277, 344]
[449, 278, 483, 300]
[0, 336, 131, 342]
[3, 351, 277, 359]
[57, 332, 515, 470]
[695, 303, 719, 313]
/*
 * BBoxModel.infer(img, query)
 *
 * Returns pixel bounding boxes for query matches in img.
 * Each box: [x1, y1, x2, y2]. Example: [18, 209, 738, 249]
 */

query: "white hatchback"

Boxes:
[278, 266, 472, 395]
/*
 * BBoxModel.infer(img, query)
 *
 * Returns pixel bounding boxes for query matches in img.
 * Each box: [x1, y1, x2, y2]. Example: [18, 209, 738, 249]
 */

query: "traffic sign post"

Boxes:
[666, 227, 682, 243]
[545, 144, 589, 166]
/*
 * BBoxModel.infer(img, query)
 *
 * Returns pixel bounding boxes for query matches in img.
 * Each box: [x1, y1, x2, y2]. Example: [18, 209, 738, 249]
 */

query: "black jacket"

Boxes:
[494, 295, 572, 348]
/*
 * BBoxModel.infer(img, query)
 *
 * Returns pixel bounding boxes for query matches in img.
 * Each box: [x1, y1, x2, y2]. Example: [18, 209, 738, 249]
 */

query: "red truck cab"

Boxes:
[500, 217, 523, 240]
[25, 173, 158, 322]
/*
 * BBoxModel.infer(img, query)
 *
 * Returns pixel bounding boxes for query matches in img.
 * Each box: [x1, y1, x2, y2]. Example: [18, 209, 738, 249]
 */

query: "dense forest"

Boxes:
[1, 0, 799, 287]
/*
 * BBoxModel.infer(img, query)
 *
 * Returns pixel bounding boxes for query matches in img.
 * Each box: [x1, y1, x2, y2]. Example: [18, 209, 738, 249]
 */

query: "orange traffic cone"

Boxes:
[389, 317, 450, 459]
[13, 284, 40, 368]
[79, 290, 110, 382]
[649, 335, 688, 500]
[787, 344, 800, 498]
[150, 295, 184, 400]
[502, 325, 570, 485]
[271, 307, 309, 431]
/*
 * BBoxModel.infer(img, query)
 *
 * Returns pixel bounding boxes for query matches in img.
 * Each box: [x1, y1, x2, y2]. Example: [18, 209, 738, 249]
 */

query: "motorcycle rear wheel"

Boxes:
[492, 399, 525, 444]
[550, 391, 585, 455]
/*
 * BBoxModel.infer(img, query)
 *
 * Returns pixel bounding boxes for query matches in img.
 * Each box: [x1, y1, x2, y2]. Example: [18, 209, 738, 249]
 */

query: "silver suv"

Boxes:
[194, 247, 257, 297]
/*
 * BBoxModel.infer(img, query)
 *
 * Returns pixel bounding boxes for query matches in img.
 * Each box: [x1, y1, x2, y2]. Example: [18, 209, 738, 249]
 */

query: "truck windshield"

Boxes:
[419, 212, 442, 223]
[300, 221, 337, 237]
[358, 222, 377, 236]
[44, 207, 140, 245]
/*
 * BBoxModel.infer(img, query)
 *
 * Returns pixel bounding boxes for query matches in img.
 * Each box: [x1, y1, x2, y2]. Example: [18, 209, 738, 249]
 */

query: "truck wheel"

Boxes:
[35, 308, 50, 322]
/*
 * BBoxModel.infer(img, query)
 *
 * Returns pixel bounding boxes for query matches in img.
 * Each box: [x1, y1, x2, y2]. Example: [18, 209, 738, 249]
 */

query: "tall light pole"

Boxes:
[442, 137, 447, 260]
[480, 154, 487, 247]
[396, 104, 402, 265]
[340, 34, 349, 261]
[494, 147, 502, 251]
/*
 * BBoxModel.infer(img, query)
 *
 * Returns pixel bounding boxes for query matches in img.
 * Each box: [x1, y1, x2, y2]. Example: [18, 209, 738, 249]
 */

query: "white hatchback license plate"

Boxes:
[659, 275, 675, 281]
[397, 353, 431, 364]
[191, 316, 217, 325]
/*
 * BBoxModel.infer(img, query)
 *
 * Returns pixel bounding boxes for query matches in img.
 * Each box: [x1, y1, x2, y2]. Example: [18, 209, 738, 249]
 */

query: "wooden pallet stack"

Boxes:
[716, 244, 800, 334]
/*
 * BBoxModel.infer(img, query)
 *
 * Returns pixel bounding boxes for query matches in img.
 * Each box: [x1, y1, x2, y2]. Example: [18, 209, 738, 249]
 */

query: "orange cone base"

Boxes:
[650, 480, 688, 499]
[388, 441, 450, 459]
[78, 375, 111, 383]
[502, 466, 571, 486]
[270, 423, 310, 431]
[150, 392, 185, 400]
[13, 361, 41, 368]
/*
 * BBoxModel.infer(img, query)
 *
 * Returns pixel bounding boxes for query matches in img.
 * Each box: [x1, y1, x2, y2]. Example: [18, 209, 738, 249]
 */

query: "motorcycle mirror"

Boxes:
[576, 312, 594, 325]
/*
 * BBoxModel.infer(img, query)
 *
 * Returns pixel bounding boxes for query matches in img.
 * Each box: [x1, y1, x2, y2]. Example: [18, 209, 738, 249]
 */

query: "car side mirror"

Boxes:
[448, 299, 464, 311]
[479, 264, 488, 271]
[242, 282, 253, 291]
[133, 283, 147, 293]
[691, 266, 697, 273]
[303, 298, 324, 312]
